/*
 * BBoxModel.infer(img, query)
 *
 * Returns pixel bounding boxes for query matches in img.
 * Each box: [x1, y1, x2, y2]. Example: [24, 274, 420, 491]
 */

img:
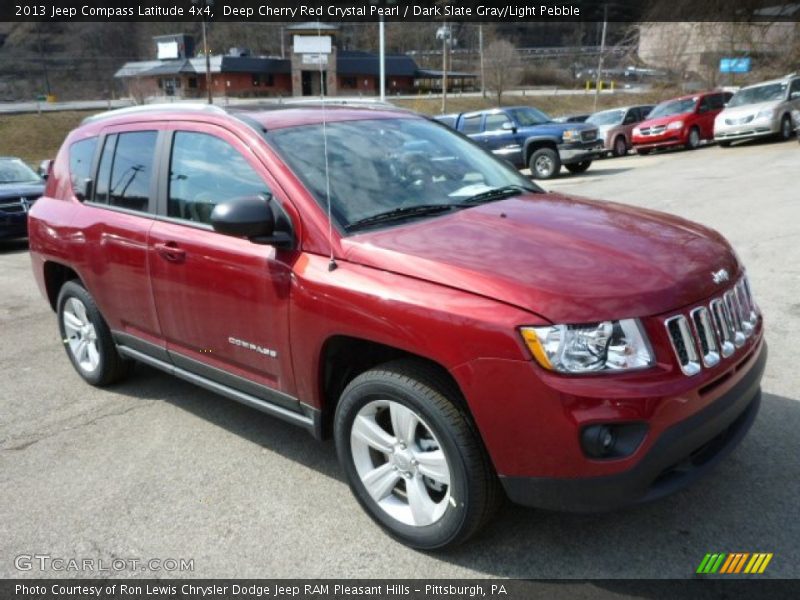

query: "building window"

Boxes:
[252, 74, 260, 86]
[188, 77, 197, 89]
[252, 74, 275, 87]
[341, 77, 356, 88]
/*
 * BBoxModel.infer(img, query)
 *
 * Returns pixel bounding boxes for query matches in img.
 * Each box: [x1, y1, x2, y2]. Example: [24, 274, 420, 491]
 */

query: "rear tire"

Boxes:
[57, 280, 130, 386]
[565, 160, 592, 174]
[528, 147, 560, 179]
[334, 360, 501, 550]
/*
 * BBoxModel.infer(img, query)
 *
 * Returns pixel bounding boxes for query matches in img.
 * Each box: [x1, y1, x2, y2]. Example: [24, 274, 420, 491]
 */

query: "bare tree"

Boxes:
[483, 40, 521, 105]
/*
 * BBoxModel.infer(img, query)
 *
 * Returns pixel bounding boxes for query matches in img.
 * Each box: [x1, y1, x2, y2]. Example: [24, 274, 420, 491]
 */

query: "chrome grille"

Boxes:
[0, 196, 37, 214]
[666, 276, 758, 376]
[639, 125, 666, 136]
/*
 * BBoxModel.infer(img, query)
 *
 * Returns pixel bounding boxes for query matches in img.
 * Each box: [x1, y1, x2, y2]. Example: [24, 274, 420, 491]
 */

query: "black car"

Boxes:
[0, 157, 45, 240]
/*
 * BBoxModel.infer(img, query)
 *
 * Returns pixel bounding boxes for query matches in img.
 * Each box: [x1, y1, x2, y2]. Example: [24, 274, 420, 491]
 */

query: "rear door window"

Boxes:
[459, 115, 483, 134]
[93, 131, 157, 213]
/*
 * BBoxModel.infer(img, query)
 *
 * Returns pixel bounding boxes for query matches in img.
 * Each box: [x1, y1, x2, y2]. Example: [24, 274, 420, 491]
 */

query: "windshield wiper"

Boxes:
[345, 204, 458, 232]
[459, 184, 539, 206]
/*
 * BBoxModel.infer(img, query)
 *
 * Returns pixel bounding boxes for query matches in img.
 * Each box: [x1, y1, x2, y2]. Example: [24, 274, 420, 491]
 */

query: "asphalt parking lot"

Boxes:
[1, 138, 799, 579]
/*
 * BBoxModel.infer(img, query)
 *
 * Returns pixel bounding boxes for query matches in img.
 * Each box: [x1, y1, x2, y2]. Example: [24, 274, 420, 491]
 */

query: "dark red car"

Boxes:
[29, 104, 765, 549]
[632, 91, 732, 153]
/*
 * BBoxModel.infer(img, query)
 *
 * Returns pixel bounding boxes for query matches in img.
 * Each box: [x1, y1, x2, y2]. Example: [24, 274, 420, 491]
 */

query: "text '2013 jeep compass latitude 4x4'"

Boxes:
[29, 103, 766, 549]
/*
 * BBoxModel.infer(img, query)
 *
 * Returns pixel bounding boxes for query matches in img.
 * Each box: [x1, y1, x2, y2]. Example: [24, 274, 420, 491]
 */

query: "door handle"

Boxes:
[154, 242, 186, 263]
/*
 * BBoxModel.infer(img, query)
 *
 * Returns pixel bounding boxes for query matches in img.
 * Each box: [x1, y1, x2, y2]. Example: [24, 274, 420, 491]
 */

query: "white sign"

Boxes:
[294, 35, 332, 55]
[302, 53, 328, 66]
[157, 41, 179, 60]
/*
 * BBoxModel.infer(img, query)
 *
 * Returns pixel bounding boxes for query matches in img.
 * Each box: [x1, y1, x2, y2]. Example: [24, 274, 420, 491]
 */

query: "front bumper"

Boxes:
[558, 140, 604, 164]
[632, 133, 684, 150]
[715, 122, 776, 143]
[500, 342, 766, 512]
[0, 215, 29, 239]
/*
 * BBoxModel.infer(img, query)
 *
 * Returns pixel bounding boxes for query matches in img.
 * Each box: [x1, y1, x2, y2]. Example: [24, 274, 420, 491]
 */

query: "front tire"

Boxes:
[686, 127, 701, 150]
[779, 115, 792, 141]
[57, 280, 129, 386]
[528, 147, 560, 179]
[334, 360, 500, 549]
[565, 160, 592, 174]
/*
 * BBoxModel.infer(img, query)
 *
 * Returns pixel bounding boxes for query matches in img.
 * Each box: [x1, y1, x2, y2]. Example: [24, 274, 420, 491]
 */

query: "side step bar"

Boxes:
[117, 345, 319, 435]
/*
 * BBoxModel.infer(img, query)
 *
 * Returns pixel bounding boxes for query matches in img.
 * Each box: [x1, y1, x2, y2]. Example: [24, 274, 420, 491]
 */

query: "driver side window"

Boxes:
[168, 131, 270, 225]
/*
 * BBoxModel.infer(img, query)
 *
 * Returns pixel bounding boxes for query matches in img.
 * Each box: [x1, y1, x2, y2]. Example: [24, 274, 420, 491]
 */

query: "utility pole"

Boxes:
[478, 24, 486, 98]
[593, 4, 608, 111]
[379, 17, 386, 101]
[193, 0, 214, 104]
[441, 23, 448, 113]
[280, 26, 285, 59]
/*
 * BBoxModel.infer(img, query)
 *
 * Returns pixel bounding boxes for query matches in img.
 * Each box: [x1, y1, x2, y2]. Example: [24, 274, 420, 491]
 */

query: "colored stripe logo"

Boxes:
[696, 552, 773, 574]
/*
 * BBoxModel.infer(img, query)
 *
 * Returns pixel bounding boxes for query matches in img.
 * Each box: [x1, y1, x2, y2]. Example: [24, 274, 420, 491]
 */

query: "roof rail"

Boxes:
[81, 102, 228, 125]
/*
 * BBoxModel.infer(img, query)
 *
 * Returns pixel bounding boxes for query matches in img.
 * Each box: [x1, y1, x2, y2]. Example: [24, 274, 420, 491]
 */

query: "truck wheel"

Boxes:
[528, 147, 560, 179]
[686, 127, 701, 150]
[57, 280, 130, 386]
[565, 160, 592, 174]
[334, 360, 501, 549]
[779, 115, 792, 141]
[612, 135, 628, 157]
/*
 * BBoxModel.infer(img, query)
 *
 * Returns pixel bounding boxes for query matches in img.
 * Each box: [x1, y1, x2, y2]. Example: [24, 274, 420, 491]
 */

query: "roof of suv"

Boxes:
[739, 74, 798, 89]
[81, 101, 415, 132]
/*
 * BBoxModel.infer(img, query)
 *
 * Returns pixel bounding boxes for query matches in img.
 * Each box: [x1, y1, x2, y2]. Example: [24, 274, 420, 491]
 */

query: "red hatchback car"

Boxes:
[632, 91, 733, 153]
[28, 104, 765, 549]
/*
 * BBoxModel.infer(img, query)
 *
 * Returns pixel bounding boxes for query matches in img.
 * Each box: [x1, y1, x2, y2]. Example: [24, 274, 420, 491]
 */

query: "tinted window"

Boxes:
[484, 113, 512, 131]
[95, 131, 157, 212]
[168, 132, 269, 225]
[69, 138, 97, 190]
[460, 115, 482, 134]
[707, 94, 725, 110]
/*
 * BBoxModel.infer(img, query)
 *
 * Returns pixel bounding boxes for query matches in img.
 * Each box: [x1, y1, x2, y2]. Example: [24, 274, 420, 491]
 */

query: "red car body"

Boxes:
[28, 105, 765, 512]
[632, 91, 732, 152]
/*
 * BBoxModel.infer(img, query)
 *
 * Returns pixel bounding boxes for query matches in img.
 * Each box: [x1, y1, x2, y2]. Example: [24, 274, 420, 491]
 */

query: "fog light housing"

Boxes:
[581, 423, 648, 459]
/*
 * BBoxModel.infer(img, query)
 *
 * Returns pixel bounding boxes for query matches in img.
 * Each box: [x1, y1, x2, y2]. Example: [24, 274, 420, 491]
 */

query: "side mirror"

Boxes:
[501, 121, 517, 133]
[210, 194, 292, 247]
[38, 159, 53, 180]
[73, 177, 93, 202]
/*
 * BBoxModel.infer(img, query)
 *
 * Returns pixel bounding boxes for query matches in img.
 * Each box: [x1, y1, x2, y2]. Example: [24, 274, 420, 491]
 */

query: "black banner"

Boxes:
[3, 580, 800, 600]
[3, 0, 800, 23]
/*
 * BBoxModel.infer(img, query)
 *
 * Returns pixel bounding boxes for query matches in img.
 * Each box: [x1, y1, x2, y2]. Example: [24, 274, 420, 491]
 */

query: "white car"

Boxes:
[714, 73, 800, 146]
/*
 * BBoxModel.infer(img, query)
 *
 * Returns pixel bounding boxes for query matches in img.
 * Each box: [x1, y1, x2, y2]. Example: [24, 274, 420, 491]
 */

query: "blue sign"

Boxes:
[720, 58, 751, 73]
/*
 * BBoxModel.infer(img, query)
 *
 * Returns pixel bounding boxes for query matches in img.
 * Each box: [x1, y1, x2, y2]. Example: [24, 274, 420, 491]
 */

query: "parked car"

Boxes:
[0, 157, 45, 240]
[587, 105, 654, 157]
[714, 74, 800, 146]
[553, 113, 591, 123]
[440, 106, 603, 179]
[29, 103, 765, 549]
[631, 91, 732, 154]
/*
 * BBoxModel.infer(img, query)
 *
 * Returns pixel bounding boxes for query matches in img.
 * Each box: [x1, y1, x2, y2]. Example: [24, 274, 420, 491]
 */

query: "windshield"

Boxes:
[0, 159, 41, 184]
[728, 82, 788, 107]
[266, 117, 539, 232]
[587, 109, 625, 126]
[648, 97, 697, 119]
[508, 107, 551, 126]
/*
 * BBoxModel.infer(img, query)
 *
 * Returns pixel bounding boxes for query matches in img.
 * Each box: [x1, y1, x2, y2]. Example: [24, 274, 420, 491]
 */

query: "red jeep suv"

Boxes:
[29, 104, 765, 549]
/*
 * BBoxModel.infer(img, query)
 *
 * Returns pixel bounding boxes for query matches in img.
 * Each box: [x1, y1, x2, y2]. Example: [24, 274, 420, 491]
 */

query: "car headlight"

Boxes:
[666, 120, 684, 130]
[562, 129, 581, 142]
[520, 319, 654, 374]
[755, 109, 774, 120]
[632, 127, 641, 135]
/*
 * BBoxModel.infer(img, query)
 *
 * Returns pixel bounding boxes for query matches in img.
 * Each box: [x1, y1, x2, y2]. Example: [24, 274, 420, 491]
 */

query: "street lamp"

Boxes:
[436, 24, 453, 113]
[192, 0, 214, 104]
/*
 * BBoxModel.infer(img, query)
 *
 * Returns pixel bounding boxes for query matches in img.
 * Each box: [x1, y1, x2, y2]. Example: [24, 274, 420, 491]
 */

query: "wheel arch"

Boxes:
[522, 136, 559, 164]
[317, 335, 468, 439]
[43, 261, 82, 312]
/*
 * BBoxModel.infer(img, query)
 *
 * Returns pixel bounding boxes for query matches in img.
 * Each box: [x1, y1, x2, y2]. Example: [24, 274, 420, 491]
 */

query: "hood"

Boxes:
[342, 193, 740, 323]
[717, 100, 782, 119]
[0, 183, 44, 198]
[637, 113, 693, 128]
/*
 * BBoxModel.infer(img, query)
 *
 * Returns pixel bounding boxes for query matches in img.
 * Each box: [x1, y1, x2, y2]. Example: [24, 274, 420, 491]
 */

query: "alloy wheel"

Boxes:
[350, 399, 451, 527]
[62, 297, 100, 373]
